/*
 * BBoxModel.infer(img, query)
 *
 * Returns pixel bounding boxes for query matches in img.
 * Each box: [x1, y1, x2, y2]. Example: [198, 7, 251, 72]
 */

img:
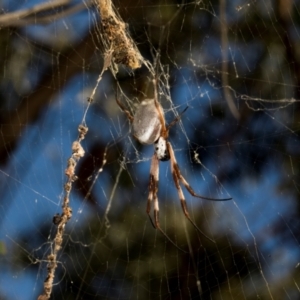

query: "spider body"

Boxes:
[132, 99, 170, 161]
[116, 80, 231, 248]
[132, 99, 162, 144]
[154, 137, 170, 161]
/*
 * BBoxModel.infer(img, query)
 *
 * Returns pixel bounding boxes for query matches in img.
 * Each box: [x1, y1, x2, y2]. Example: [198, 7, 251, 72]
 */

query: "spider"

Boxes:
[116, 79, 232, 249]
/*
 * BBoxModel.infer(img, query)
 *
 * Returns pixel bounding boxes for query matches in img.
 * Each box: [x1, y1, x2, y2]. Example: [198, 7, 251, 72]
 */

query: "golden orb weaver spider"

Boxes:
[116, 77, 232, 250]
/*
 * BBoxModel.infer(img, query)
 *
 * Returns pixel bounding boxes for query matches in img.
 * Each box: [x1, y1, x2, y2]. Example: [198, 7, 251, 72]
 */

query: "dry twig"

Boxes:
[37, 53, 112, 300]
[95, 0, 142, 70]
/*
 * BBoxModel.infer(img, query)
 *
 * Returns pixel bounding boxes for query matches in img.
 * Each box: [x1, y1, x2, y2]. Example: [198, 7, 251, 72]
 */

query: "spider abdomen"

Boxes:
[155, 137, 170, 161]
[133, 99, 162, 144]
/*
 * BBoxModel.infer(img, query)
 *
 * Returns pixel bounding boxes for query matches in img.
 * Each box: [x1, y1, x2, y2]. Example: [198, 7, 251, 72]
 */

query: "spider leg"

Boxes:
[146, 164, 156, 229]
[179, 164, 233, 202]
[166, 106, 189, 132]
[167, 142, 223, 243]
[147, 153, 187, 253]
[168, 143, 232, 201]
[115, 94, 134, 123]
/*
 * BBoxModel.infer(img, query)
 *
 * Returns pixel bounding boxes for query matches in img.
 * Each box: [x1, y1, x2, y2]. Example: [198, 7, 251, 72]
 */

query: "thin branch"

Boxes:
[37, 51, 111, 300]
[220, 0, 240, 120]
[0, 0, 93, 27]
[37, 126, 88, 300]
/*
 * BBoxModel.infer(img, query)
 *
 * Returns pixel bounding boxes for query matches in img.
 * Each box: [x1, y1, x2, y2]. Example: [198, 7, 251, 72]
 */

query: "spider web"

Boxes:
[0, 0, 300, 299]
